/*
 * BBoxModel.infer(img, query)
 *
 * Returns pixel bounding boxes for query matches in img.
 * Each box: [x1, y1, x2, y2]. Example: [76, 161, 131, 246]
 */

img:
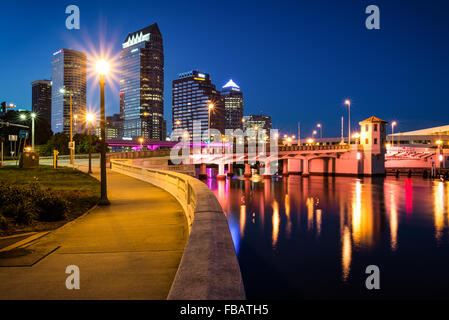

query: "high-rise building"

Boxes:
[120, 23, 164, 140]
[119, 92, 125, 121]
[244, 114, 272, 131]
[222, 79, 243, 131]
[31, 80, 52, 125]
[51, 49, 87, 134]
[95, 113, 123, 139]
[172, 70, 225, 138]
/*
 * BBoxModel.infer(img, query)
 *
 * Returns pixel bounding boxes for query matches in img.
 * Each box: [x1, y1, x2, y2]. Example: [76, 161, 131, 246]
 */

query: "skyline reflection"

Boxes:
[209, 173, 449, 299]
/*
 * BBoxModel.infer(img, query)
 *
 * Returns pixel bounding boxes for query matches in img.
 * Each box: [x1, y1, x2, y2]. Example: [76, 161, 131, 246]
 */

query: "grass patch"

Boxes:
[0, 166, 100, 236]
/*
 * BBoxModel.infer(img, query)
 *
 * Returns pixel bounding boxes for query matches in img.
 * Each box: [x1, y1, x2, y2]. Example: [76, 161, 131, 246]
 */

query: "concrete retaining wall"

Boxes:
[110, 159, 245, 300]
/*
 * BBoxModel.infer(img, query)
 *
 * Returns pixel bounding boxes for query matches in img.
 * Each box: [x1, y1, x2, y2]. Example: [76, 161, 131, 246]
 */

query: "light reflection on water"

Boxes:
[207, 173, 449, 299]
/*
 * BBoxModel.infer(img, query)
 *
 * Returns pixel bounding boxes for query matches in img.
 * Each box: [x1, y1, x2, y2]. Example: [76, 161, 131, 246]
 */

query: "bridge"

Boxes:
[107, 116, 393, 178]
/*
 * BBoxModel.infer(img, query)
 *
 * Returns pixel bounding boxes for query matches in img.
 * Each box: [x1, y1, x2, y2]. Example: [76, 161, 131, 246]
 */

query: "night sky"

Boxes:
[1, 0, 449, 137]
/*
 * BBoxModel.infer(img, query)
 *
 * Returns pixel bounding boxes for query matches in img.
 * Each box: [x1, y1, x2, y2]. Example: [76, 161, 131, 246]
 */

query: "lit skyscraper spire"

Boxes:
[222, 79, 243, 130]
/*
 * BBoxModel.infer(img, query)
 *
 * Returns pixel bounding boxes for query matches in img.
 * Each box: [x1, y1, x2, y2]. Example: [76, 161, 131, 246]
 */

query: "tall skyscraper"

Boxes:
[172, 70, 225, 138]
[222, 79, 243, 130]
[120, 23, 164, 140]
[31, 80, 52, 125]
[51, 49, 87, 134]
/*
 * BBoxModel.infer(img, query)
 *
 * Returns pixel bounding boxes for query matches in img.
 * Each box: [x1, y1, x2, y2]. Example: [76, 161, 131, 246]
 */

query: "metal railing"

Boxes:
[279, 144, 351, 152]
[40, 153, 101, 160]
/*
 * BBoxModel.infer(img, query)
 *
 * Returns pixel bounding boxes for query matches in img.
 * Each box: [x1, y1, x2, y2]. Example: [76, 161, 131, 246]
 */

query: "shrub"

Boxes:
[35, 192, 68, 222]
[0, 183, 68, 224]
[14, 202, 36, 225]
[0, 214, 7, 229]
[1, 202, 36, 225]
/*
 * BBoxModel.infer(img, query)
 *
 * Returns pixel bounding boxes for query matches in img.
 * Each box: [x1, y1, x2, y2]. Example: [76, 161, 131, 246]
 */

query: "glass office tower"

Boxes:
[222, 79, 244, 130]
[120, 23, 164, 140]
[172, 70, 226, 138]
[31, 80, 52, 125]
[51, 49, 87, 134]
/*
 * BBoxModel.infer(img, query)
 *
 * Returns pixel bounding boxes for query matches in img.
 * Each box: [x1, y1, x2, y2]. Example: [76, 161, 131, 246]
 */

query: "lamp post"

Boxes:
[391, 121, 397, 146]
[139, 137, 144, 150]
[20, 113, 36, 151]
[208, 103, 214, 141]
[344, 99, 351, 145]
[208, 103, 214, 152]
[317, 123, 322, 139]
[352, 132, 361, 145]
[30, 112, 36, 151]
[96, 59, 110, 205]
[86, 113, 94, 174]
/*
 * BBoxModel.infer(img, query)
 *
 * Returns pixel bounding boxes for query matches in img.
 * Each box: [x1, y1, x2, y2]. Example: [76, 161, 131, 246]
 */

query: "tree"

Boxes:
[41, 133, 69, 156]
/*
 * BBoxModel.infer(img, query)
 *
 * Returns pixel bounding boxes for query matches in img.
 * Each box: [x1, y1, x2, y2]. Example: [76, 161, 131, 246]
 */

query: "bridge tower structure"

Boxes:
[358, 116, 388, 175]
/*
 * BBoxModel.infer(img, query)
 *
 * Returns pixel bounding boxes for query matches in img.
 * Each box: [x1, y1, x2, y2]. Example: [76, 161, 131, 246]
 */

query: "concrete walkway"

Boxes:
[0, 165, 188, 299]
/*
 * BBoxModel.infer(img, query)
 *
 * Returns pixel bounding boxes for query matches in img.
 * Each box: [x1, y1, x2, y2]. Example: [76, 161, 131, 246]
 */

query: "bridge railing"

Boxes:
[110, 159, 245, 300]
[279, 144, 351, 152]
[113, 159, 195, 176]
[107, 149, 171, 161]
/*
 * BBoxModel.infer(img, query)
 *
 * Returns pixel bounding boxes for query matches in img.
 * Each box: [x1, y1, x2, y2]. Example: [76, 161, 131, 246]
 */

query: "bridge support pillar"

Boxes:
[263, 160, 272, 179]
[437, 148, 443, 169]
[302, 158, 310, 177]
[227, 163, 234, 177]
[244, 163, 252, 178]
[199, 163, 207, 179]
[217, 162, 226, 180]
[288, 158, 301, 175]
[282, 160, 289, 177]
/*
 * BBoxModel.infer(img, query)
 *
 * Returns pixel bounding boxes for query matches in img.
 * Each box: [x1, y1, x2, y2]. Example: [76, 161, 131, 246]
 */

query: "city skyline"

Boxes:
[1, 0, 449, 138]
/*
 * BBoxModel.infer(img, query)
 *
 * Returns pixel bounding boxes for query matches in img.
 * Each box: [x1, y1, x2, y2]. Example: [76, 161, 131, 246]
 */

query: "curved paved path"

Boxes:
[0, 166, 188, 299]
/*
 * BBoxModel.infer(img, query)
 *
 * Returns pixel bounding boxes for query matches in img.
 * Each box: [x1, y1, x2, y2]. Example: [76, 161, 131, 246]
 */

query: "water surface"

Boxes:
[207, 173, 449, 299]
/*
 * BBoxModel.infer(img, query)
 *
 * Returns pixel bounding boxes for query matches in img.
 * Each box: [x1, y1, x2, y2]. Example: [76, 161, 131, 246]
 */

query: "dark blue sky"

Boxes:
[1, 0, 449, 137]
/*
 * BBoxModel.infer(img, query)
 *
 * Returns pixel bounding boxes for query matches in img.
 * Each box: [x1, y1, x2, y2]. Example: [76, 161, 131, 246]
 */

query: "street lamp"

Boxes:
[86, 113, 94, 174]
[344, 99, 351, 145]
[352, 132, 360, 144]
[60, 87, 74, 164]
[391, 121, 397, 146]
[208, 103, 214, 145]
[30, 112, 36, 151]
[317, 123, 322, 139]
[19, 113, 36, 151]
[96, 59, 110, 205]
[139, 137, 144, 150]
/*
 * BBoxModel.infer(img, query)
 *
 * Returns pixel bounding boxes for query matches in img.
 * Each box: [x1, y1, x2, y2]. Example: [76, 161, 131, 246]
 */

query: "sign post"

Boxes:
[53, 149, 59, 169]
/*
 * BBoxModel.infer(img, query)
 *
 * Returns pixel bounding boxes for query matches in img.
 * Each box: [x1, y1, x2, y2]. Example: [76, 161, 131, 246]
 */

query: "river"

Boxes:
[205, 172, 449, 299]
